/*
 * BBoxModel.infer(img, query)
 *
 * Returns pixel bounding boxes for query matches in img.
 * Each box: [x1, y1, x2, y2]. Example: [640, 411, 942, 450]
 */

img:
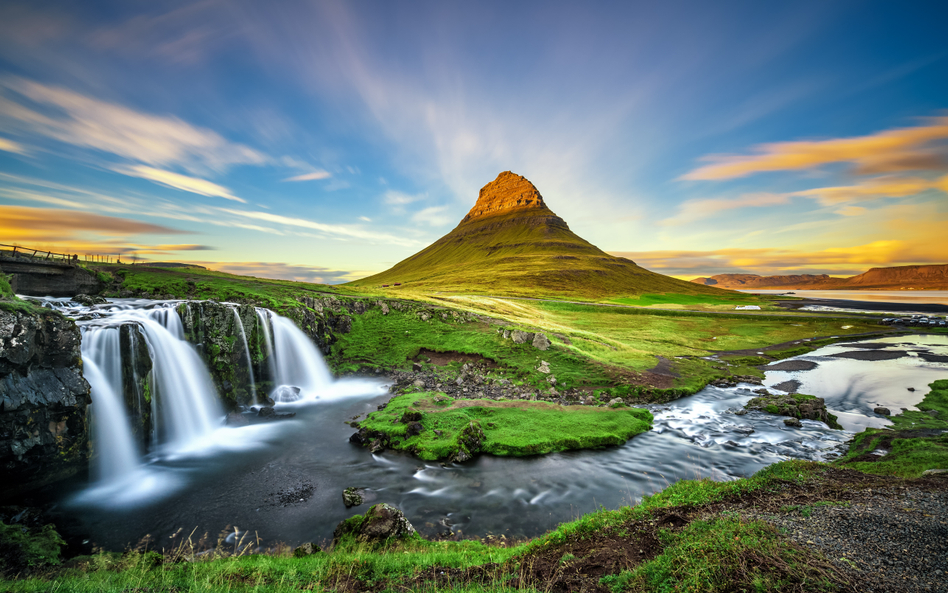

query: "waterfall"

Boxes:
[20, 295, 387, 507]
[231, 308, 258, 405]
[135, 315, 222, 450]
[81, 337, 140, 483]
[270, 315, 333, 401]
[255, 308, 277, 387]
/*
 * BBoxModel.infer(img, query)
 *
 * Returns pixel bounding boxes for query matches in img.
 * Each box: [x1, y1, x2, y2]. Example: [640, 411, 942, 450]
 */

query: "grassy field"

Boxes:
[355, 391, 653, 460]
[97, 264, 357, 309]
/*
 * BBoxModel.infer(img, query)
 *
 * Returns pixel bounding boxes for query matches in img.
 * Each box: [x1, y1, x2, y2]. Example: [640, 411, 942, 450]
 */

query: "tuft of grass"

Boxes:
[357, 392, 653, 460]
[0, 522, 65, 574]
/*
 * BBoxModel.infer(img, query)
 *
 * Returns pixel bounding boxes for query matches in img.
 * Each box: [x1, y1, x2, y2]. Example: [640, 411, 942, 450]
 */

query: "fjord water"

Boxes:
[35, 298, 948, 549]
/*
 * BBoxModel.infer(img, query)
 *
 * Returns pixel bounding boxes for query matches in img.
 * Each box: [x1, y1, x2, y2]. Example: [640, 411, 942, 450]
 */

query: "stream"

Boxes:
[26, 298, 948, 550]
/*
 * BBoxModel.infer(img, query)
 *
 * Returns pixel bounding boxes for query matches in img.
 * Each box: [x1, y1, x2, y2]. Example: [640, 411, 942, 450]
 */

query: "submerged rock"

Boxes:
[343, 487, 365, 508]
[745, 393, 841, 429]
[874, 407, 891, 416]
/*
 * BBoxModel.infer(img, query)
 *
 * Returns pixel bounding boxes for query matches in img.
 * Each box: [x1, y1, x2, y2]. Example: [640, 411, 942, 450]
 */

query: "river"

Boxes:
[27, 298, 948, 552]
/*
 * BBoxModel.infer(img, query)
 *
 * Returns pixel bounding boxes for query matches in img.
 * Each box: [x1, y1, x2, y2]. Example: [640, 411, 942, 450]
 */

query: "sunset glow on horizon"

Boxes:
[1, 1, 946, 283]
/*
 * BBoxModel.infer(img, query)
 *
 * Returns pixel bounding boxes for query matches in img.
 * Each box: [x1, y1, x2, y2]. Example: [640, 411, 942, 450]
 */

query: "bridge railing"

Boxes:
[0, 244, 121, 265]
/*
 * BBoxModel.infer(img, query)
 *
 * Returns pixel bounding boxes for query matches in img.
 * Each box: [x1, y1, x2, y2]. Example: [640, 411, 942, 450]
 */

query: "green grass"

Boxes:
[839, 432, 948, 478]
[888, 378, 948, 431]
[98, 265, 356, 310]
[330, 306, 617, 389]
[357, 392, 653, 460]
[835, 380, 948, 478]
[601, 517, 840, 593]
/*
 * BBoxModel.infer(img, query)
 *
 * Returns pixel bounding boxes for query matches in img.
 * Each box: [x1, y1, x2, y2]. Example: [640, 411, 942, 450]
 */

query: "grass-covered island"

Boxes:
[350, 391, 653, 461]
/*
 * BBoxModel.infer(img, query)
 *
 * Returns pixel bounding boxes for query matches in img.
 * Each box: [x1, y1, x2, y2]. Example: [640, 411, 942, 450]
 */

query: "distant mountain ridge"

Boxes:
[692, 264, 948, 290]
[351, 171, 729, 298]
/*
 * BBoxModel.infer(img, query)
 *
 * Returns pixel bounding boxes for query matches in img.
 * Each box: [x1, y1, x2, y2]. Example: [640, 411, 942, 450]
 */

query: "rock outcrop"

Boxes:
[460, 171, 552, 223]
[332, 503, 416, 547]
[743, 392, 841, 429]
[0, 309, 91, 500]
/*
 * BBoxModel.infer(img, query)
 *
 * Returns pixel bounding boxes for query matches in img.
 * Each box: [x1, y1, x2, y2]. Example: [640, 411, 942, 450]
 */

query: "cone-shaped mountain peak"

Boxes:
[350, 171, 728, 299]
[461, 171, 552, 224]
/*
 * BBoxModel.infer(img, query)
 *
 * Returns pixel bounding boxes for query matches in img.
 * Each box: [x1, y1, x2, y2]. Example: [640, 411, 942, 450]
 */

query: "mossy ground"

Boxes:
[836, 379, 948, 478]
[357, 392, 653, 460]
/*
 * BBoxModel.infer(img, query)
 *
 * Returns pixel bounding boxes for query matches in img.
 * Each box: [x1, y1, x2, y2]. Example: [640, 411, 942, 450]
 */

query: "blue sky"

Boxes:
[1, 0, 946, 282]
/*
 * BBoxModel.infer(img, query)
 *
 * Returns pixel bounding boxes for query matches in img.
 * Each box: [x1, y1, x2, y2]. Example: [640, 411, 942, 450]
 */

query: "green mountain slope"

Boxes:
[350, 171, 733, 299]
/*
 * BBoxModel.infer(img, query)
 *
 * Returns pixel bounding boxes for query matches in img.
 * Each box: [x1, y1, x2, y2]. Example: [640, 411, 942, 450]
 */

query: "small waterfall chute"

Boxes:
[231, 308, 258, 405]
[270, 315, 333, 400]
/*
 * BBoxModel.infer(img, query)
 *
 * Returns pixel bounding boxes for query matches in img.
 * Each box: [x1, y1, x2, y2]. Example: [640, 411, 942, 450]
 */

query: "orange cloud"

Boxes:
[612, 238, 948, 277]
[791, 175, 944, 205]
[1, 205, 188, 235]
[683, 115, 948, 180]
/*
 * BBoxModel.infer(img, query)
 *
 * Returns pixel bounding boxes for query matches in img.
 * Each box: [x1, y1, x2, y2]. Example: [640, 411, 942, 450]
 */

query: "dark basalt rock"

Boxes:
[332, 503, 416, 547]
[0, 309, 91, 500]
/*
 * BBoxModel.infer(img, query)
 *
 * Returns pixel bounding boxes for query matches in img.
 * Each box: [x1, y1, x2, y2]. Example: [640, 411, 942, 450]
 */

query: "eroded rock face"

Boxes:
[0, 309, 91, 500]
[461, 171, 549, 223]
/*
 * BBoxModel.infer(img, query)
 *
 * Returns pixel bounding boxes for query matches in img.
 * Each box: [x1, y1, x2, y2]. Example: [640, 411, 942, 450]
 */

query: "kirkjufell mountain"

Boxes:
[351, 171, 729, 298]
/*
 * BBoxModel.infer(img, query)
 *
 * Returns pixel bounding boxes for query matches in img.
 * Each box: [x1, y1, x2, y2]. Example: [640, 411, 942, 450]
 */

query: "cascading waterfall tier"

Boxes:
[33, 298, 353, 486]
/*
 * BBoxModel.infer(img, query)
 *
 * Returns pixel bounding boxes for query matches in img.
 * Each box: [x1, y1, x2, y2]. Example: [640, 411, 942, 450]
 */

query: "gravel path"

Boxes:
[746, 486, 948, 592]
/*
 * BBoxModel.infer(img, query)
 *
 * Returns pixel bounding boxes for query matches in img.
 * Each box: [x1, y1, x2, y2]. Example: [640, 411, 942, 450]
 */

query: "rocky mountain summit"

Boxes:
[460, 171, 556, 223]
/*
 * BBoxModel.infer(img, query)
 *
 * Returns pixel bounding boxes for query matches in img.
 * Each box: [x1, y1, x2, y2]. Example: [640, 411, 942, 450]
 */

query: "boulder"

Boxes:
[293, 542, 322, 557]
[332, 503, 416, 547]
[744, 393, 839, 428]
[873, 407, 891, 416]
[532, 333, 551, 351]
[511, 330, 534, 344]
[342, 487, 365, 508]
[537, 360, 551, 374]
[783, 417, 802, 428]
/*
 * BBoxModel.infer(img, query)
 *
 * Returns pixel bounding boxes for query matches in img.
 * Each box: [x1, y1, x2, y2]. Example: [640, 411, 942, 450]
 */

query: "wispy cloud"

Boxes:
[662, 193, 790, 226]
[219, 208, 423, 247]
[0, 137, 27, 154]
[682, 115, 948, 180]
[0, 77, 267, 174]
[115, 165, 245, 202]
[411, 205, 453, 227]
[197, 261, 358, 284]
[383, 190, 426, 206]
[283, 170, 331, 182]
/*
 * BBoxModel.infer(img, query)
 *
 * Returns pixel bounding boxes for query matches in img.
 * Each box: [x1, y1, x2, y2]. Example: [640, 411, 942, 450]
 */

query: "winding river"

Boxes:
[28, 298, 948, 551]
